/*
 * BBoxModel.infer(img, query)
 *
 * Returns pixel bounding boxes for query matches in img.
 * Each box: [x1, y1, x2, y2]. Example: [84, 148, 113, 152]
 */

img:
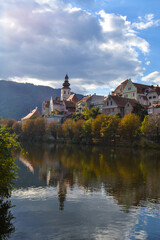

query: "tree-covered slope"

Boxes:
[0, 80, 83, 120]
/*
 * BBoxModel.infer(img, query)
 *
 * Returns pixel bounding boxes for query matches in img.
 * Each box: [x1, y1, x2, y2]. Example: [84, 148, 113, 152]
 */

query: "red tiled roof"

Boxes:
[108, 95, 138, 107]
[67, 94, 78, 103]
[78, 96, 91, 102]
[133, 83, 151, 94]
[114, 79, 129, 94]
[21, 108, 41, 120]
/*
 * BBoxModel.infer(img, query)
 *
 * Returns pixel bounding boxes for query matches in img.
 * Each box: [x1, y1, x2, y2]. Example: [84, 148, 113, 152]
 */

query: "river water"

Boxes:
[6, 144, 160, 239]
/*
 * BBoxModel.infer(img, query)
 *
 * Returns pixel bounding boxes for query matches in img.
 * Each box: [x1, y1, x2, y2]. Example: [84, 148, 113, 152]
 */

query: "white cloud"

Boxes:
[132, 14, 160, 30]
[0, 0, 156, 93]
[142, 71, 160, 85]
[145, 61, 150, 66]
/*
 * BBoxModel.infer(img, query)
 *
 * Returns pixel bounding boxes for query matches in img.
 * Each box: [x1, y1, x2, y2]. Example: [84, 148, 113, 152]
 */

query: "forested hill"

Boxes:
[0, 80, 83, 120]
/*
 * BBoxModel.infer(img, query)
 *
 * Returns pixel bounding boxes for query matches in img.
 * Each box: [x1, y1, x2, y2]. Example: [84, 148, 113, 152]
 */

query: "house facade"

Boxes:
[86, 94, 105, 112]
[113, 79, 160, 107]
[102, 95, 138, 117]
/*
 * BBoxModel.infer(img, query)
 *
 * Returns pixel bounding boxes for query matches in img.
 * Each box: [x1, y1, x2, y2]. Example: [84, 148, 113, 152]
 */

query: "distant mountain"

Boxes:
[0, 80, 83, 120]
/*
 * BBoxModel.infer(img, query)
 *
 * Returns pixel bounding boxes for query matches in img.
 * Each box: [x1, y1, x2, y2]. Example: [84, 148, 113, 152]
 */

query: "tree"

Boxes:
[73, 119, 85, 141]
[101, 115, 120, 142]
[21, 119, 35, 140]
[118, 113, 141, 143]
[0, 126, 20, 198]
[2, 119, 16, 133]
[132, 103, 148, 121]
[91, 114, 105, 143]
[34, 118, 46, 137]
[81, 119, 93, 143]
[83, 107, 101, 120]
[61, 119, 75, 139]
[12, 122, 22, 135]
[46, 121, 59, 140]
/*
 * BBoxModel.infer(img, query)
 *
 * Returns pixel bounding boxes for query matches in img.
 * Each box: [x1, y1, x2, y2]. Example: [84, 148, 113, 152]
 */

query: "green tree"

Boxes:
[132, 103, 148, 121]
[83, 107, 101, 120]
[118, 113, 141, 143]
[2, 119, 16, 133]
[0, 126, 20, 198]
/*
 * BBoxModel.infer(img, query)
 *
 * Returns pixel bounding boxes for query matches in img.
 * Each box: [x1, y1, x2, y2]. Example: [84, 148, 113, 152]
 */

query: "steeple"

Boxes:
[62, 74, 70, 89]
[61, 74, 71, 101]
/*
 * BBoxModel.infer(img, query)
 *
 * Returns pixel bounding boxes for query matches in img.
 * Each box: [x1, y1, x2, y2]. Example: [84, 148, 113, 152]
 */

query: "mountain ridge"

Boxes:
[0, 80, 83, 120]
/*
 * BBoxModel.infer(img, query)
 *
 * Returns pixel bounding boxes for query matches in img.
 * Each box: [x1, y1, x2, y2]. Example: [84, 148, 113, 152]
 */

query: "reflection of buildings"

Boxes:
[20, 145, 160, 211]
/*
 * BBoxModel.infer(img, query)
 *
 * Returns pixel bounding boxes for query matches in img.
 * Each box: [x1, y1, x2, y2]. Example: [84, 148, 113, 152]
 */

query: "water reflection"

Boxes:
[0, 200, 15, 240]
[16, 144, 160, 211]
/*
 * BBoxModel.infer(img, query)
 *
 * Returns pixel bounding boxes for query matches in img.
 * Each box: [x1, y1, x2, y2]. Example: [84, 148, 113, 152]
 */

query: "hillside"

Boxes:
[0, 80, 83, 120]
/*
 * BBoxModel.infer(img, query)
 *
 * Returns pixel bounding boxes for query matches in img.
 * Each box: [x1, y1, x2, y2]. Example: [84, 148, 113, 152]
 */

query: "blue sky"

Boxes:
[0, 0, 160, 95]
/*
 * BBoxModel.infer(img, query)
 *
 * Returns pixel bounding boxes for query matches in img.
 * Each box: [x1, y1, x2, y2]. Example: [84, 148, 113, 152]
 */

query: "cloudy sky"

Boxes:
[0, 0, 160, 95]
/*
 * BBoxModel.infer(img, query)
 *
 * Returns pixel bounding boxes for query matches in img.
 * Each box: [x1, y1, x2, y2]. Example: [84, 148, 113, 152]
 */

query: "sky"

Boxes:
[0, 0, 160, 95]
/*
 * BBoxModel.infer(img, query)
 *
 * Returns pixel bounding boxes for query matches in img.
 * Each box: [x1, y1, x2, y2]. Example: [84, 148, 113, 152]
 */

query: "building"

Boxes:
[86, 94, 105, 112]
[148, 104, 160, 115]
[50, 97, 66, 113]
[42, 74, 78, 117]
[42, 101, 50, 115]
[21, 107, 41, 123]
[76, 96, 91, 113]
[102, 95, 138, 117]
[61, 74, 71, 101]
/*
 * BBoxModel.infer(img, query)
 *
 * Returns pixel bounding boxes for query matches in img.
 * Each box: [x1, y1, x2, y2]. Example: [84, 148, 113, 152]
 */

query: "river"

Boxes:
[4, 144, 160, 239]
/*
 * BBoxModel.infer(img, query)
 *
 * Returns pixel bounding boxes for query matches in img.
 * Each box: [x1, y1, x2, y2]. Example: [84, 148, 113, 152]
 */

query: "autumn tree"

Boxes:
[101, 115, 120, 142]
[21, 119, 35, 140]
[2, 119, 16, 133]
[12, 122, 22, 135]
[118, 113, 141, 143]
[83, 107, 101, 120]
[61, 119, 75, 139]
[91, 114, 105, 143]
[81, 119, 93, 143]
[73, 119, 85, 141]
[34, 118, 46, 137]
[46, 121, 59, 140]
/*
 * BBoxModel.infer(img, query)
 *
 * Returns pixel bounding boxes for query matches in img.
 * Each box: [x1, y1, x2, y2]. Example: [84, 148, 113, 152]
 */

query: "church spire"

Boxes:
[61, 74, 71, 100]
[62, 74, 70, 89]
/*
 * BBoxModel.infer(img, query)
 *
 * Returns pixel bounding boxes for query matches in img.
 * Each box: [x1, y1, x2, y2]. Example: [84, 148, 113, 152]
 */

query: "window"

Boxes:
[107, 102, 109, 106]
[64, 90, 66, 94]
[124, 94, 128, 98]
[132, 93, 135, 97]
[112, 108, 114, 112]
[128, 87, 131, 90]
[111, 101, 112, 105]
[108, 108, 110, 113]
[149, 96, 152, 99]
[153, 96, 156, 99]
[127, 103, 130, 107]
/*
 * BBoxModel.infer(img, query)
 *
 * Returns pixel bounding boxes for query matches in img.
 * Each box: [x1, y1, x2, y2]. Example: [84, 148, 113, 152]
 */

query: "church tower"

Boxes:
[61, 74, 71, 101]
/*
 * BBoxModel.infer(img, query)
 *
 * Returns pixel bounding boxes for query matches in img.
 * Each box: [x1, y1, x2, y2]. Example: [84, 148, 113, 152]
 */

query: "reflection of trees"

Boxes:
[0, 200, 15, 240]
[21, 144, 160, 210]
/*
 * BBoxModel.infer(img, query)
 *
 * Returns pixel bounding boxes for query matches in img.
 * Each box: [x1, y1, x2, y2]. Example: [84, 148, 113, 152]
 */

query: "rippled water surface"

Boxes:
[5, 144, 160, 239]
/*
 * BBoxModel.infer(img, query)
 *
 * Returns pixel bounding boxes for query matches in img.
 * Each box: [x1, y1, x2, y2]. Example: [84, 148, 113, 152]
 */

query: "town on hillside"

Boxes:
[21, 74, 160, 122]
